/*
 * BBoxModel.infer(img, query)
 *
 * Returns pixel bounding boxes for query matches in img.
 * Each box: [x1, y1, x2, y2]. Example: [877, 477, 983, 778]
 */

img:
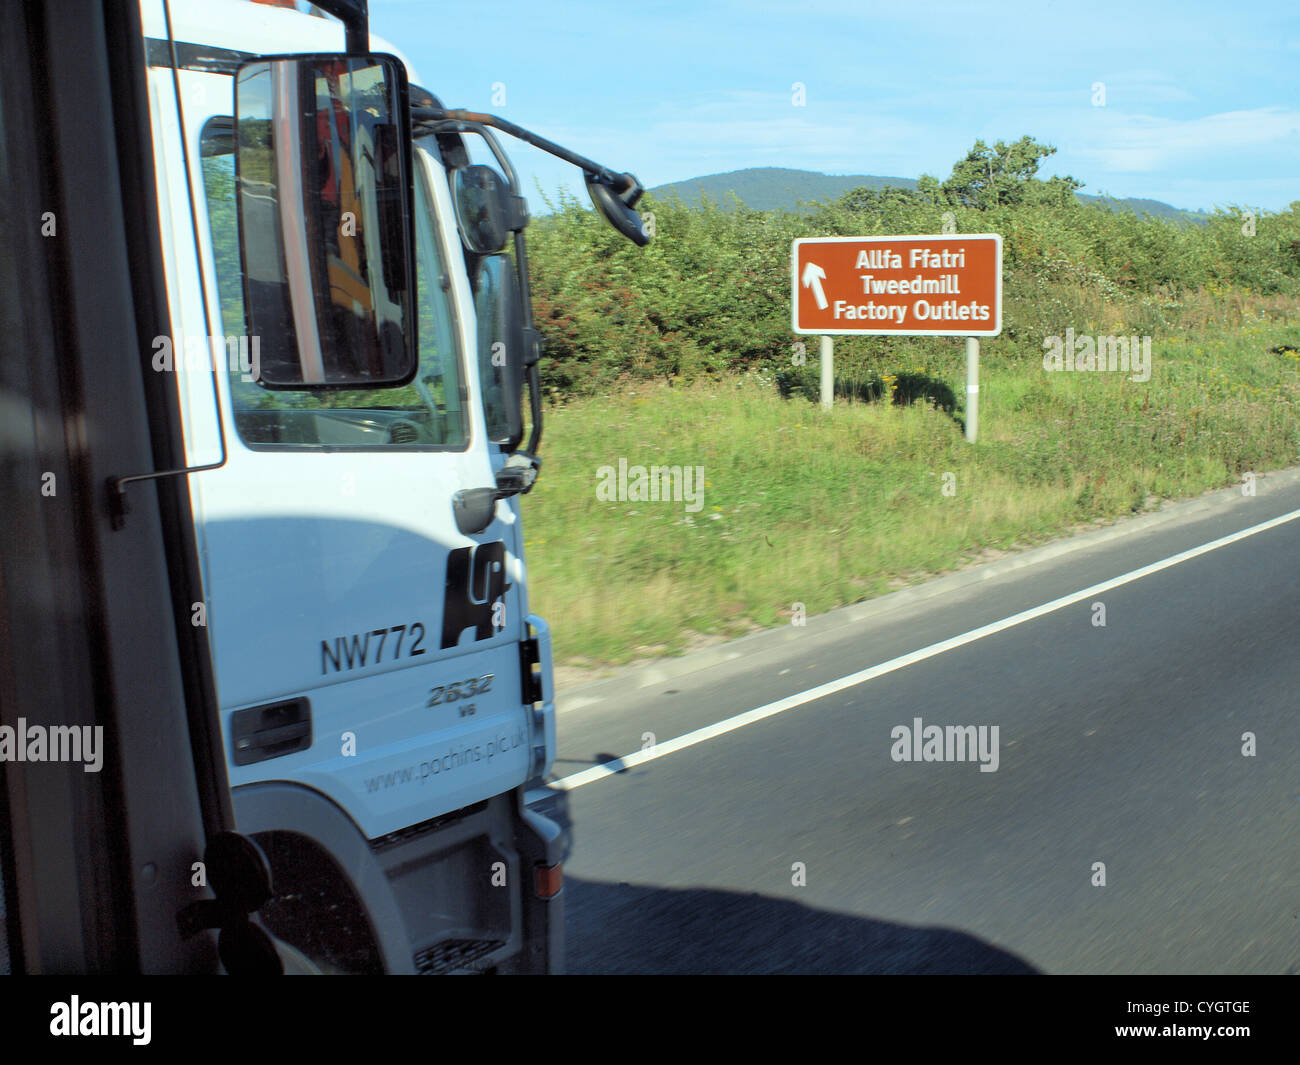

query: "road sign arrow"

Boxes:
[801, 261, 828, 310]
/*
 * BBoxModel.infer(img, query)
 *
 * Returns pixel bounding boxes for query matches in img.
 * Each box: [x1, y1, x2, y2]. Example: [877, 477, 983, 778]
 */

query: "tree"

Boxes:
[836, 185, 921, 214]
[916, 173, 944, 205]
[939, 136, 1081, 210]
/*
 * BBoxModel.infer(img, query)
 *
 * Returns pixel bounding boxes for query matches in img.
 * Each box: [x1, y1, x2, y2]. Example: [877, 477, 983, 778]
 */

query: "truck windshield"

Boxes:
[201, 119, 468, 449]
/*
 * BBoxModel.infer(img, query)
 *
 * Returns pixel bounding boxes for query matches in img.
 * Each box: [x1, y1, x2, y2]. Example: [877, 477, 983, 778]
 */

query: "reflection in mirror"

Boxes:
[235, 54, 416, 389]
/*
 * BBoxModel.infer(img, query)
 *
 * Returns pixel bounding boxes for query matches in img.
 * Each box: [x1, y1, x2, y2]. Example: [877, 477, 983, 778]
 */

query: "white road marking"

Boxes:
[527, 505, 1300, 802]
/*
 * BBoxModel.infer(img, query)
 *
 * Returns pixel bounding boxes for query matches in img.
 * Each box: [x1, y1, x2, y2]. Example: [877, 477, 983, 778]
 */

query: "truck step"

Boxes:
[414, 938, 506, 975]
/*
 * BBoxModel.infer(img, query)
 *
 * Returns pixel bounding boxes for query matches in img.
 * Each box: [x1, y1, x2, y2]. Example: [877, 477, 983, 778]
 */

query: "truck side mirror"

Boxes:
[586, 172, 651, 247]
[473, 254, 530, 448]
[452, 164, 517, 254]
[233, 53, 419, 390]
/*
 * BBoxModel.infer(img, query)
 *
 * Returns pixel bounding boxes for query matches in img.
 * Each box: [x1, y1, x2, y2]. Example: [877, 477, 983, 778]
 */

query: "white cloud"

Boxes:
[1076, 107, 1300, 172]
[480, 90, 1300, 214]
[536, 91, 931, 184]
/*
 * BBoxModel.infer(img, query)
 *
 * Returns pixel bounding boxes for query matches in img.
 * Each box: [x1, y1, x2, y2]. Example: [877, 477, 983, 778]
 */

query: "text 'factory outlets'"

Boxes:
[831, 299, 994, 324]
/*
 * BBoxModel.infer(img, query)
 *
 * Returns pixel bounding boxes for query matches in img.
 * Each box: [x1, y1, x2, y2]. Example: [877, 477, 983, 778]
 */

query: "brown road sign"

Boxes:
[792, 234, 1002, 336]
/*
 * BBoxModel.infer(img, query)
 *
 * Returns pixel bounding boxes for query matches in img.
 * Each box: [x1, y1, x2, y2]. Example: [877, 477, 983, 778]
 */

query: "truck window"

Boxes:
[200, 119, 468, 449]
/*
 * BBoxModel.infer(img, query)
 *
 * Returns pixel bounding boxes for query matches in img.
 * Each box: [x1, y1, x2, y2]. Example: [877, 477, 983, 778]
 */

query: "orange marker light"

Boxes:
[534, 863, 563, 899]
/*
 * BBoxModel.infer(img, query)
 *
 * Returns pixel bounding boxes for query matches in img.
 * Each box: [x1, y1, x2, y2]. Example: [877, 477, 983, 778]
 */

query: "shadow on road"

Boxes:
[564, 876, 1038, 974]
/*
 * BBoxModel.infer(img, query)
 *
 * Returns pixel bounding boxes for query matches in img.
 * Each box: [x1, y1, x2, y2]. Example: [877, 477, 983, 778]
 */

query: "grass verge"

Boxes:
[524, 313, 1300, 668]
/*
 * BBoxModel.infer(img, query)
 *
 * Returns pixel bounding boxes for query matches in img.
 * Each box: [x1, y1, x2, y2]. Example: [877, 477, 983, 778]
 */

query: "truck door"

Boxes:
[157, 69, 536, 841]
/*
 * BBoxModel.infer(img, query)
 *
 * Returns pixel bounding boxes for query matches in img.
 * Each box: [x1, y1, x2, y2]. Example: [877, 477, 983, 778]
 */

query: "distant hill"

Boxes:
[1077, 194, 1203, 223]
[651, 167, 918, 213]
[649, 167, 1205, 224]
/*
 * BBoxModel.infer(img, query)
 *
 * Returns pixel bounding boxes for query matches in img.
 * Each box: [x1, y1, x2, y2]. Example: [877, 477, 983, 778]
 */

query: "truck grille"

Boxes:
[370, 800, 488, 853]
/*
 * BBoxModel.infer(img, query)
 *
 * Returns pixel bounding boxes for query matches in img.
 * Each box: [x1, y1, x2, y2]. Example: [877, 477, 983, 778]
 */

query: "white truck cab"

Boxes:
[135, 0, 649, 973]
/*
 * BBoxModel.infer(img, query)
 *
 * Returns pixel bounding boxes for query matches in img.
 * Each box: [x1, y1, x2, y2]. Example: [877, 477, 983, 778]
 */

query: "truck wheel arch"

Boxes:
[232, 782, 416, 974]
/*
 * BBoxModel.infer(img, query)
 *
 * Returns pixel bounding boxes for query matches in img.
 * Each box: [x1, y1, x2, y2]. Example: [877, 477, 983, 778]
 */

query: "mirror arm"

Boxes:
[422, 113, 651, 475]
[522, 361, 543, 461]
[450, 122, 520, 193]
[310, 0, 371, 54]
[412, 107, 642, 202]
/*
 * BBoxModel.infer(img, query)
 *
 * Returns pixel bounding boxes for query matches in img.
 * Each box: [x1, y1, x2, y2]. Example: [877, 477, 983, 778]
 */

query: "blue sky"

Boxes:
[366, 0, 1299, 213]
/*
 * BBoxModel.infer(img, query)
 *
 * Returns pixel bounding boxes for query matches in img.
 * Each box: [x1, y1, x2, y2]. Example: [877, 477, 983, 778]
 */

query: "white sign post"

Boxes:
[965, 337, 979, 443]
[820, 335, 833, 412]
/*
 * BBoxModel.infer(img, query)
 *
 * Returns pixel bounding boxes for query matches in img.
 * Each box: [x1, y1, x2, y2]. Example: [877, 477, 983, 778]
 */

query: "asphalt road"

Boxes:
[530, 473, 1300, 974]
